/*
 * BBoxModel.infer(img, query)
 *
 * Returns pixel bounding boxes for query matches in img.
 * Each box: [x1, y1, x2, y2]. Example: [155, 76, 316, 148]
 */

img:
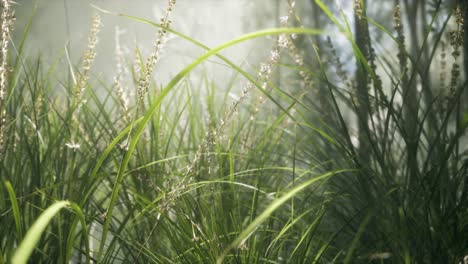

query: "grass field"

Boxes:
[1, 0, 467, 263]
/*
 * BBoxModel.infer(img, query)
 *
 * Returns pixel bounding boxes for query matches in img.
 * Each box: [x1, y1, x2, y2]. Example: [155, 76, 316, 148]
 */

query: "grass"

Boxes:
[1, 0, 467, 263]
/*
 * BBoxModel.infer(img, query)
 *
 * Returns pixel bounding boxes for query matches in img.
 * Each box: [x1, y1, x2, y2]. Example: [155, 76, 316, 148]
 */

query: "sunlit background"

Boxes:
[14, 0, 289, 88]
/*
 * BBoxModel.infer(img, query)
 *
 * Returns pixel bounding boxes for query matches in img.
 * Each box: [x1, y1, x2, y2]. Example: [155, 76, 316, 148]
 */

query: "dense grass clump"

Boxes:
[0, 0, 467, 263]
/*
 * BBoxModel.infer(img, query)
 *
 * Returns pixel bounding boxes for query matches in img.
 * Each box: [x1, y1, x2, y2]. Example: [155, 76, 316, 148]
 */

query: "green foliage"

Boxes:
[1, 0, 467, 263]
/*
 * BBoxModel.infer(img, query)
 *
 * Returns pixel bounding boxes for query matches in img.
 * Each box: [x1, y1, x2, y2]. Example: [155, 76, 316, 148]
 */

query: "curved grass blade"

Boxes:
[65, 203, 90, 264]
[11, 201, 71, 264]
[343, 209, 373, 264]
[4, 181, 23, 241]
[216, 170, 349, 264]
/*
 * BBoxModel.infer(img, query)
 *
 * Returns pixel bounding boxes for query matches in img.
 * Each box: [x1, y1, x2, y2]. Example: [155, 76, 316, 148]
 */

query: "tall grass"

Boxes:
[0, 0, 467, 263]
[290, 0, 468, 262]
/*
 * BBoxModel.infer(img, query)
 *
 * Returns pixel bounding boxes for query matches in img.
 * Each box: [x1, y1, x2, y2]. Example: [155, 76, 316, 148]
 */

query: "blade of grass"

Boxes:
[65, 203, 90, 264]
[4, 181, 23, 241]
[343, 209, 373, 264]
[11, 200, 71, 264]
[216, 170, 349, 264]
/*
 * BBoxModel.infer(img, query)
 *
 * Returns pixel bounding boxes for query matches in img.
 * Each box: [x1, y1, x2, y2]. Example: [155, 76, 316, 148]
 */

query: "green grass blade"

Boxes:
[65, 203, 90, 264]
[79, 116, 143, 205]
[216, 170, 349, 264]
[314, 0, 345, 32]
[11, 200, 71, 264]
[4, 181, 23, 241]
[343, 210, 373, 264]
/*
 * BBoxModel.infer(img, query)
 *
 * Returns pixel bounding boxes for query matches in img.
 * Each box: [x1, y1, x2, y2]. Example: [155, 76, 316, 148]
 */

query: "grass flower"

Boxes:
[74, 13, 101, 105]
[136, 0, 177, 102]
[113, 26, 130, 122]
[448, 5, 464, 98]
[0, 0, 14, 155]
[65, 141, 80, 151]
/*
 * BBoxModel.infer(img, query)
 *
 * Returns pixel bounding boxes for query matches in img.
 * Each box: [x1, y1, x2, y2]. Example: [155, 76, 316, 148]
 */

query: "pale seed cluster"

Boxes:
[0, 0, 14, 155]
[281, 3, 317, 89]
[436, 39, 448, 113]
[353, 0, 363, 21]
[137, 0, 176, 102]
[113, 26, 130, 122]
[248, 1, 295, 120]
[74, 13, 101, 105]
[66, 14, 101, 151]
[448, 5, 464, 98]
[326, 36, 351, 89]
[439, 41, 447, 89]
[394, 4, 407, 71]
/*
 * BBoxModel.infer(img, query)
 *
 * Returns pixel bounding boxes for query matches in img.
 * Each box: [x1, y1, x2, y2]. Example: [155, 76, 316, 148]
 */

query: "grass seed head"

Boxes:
[74, 13, 101, 104]
[0, 0, 14, 155]
[137, 0, 177, 102]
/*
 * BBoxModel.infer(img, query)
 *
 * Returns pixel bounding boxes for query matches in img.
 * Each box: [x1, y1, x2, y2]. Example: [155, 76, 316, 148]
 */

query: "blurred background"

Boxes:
[13, 0, 288, 87]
